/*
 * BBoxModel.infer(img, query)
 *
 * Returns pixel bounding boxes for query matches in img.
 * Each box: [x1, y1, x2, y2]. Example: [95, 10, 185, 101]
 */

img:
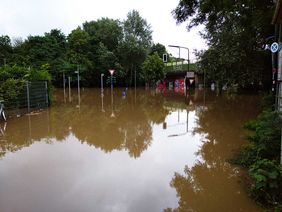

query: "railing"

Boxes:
[165, 63, 198, 72]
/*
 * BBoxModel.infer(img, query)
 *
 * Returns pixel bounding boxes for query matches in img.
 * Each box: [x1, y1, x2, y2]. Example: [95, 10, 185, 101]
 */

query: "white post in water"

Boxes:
[109, 69, 115, 118]
[68, 76, 71, 102]
[26, 81, 30, 113]
[75, 65, 80, 105]
[109, 69, 115, 96]
[101, 73, 104, 94]
[45, 81, 48, 106]
[63, 72, 66, 102]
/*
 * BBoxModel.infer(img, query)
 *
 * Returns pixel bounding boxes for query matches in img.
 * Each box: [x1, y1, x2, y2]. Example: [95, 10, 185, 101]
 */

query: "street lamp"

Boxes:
[168, 45, 190, 91]
[168, 45, 190, 72]
[168, 45, 180, 70]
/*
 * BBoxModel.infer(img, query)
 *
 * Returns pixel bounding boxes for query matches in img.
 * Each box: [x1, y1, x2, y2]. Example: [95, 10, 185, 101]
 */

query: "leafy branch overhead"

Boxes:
[173, 0, 274, 90]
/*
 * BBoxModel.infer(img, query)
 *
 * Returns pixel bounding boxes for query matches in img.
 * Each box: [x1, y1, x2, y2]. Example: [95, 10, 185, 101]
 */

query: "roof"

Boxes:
[272, 0, 282, 24]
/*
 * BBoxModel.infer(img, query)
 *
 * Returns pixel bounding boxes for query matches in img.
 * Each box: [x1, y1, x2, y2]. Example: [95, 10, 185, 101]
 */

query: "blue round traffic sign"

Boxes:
[270, 42, 279, 53]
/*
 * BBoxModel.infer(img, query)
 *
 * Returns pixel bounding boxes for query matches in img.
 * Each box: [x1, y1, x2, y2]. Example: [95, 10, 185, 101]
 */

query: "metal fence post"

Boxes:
[26, 81, 30, 113]
[45, 81, 49, 106]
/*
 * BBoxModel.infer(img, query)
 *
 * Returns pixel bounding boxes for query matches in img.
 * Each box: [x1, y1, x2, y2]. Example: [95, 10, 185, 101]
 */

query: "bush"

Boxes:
[233, 109, 281, 167]
[261, 94, 275, 110]
[236, 110, 281, 165]
[249, 159, 282, 206]
[0, 78, 25, 103]
[0, 65, 53, 108]
[231, 94, 282, 210]
[230, 144, 259, 167]
[251, 110, 281, 160]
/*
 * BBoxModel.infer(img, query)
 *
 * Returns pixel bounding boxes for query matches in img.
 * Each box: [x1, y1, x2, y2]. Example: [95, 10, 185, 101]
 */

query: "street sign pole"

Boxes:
[109, 69, 115, 104]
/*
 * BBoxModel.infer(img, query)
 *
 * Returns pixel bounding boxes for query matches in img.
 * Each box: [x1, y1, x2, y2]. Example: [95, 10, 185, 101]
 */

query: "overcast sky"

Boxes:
[0, 0, 207, 60]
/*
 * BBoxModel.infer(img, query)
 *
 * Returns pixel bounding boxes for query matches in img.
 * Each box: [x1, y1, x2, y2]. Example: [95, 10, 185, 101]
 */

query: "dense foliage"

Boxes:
[0, 10, 167, 88]
[142, 52, 166, 84]
[249, 159, 282, 206]
[0, 65, 51, 104]
[173, 0, 274, 90]
[231, 94, 282, 209]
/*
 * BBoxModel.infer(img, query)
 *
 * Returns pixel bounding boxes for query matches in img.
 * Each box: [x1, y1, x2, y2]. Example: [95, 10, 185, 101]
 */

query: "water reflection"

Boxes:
[165, 93, 261, 212]
[0, 89, 172, 158]
[0, 89, 261, 211]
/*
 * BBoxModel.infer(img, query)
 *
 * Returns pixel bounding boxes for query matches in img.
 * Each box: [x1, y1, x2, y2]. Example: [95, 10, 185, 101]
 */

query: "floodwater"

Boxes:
[0, 88, 261, 212]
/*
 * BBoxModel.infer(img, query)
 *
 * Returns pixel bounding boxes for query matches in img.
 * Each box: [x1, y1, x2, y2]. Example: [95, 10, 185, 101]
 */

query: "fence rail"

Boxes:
[2, 81, 49, 119]
[165, 63, 198, 72]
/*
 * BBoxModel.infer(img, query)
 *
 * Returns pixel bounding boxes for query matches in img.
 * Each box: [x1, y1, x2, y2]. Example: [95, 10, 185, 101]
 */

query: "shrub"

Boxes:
[230, 144, 259, 167]
[249, 159, 282, 206]
[251, 110, 281, 160]
[0, 78, 25, 103]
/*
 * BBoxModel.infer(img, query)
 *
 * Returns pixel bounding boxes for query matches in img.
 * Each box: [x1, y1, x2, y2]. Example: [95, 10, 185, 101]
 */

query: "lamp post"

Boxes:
[168, 45, 180, 69]
[168, 45, 190, 71]
[168, 45, 190, 90]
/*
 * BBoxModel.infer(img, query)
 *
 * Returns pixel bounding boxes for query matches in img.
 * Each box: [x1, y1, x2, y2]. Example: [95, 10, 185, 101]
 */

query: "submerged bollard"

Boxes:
[0, 101, 7, 121]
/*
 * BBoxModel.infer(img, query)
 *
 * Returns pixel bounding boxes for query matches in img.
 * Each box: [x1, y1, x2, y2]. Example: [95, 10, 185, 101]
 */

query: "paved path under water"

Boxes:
[0, 88, 261, 212]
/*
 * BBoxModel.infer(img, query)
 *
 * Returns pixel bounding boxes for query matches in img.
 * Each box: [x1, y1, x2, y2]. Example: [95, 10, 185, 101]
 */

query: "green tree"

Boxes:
[150, 43, 167, 58]
[83, 18, 123, 52]
[119, 10, 153, 85]
[67, 27, 91, 66]
[66, 27, 92, 85]
[43, 29, 67, 85]
[173, 0, 274, 90]
[142, 52, 166, 84]
[82, 18, 123, 86]
[12, 29, 67, 85]
[0, 35, 13, 66]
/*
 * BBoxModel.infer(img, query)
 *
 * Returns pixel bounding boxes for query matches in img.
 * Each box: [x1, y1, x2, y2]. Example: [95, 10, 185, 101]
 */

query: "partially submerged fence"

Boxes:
[3, 81, 49, 118]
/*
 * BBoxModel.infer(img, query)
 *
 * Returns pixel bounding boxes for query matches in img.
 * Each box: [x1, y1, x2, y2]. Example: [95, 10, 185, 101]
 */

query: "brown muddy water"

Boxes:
[0, 88, 261, 212]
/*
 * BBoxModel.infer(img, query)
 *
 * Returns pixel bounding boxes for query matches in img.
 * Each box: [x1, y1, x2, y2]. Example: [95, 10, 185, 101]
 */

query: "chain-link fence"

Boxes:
[2, 81, 49, 119]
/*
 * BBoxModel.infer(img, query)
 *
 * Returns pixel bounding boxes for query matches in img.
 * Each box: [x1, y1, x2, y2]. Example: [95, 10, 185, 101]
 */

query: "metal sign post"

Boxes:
[101, 73, 104, 94]
[109, 69, 115, 118]
[75, 65, 80, 105]
[109, 69, 115, 94]
[109, 69, 115, 116]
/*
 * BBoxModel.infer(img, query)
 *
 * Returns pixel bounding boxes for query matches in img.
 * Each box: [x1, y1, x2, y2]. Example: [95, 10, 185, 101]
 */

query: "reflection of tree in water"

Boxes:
[0, 89, 170, 158]
[68, 89, 153, 157]
[194, 94, 261, 160]
[165, 94, 261, 212]
[142, 91, 170, 124]
[0, 111, 54, 158]
[68, 89, 171, 157]
[164, 161, 260, 212]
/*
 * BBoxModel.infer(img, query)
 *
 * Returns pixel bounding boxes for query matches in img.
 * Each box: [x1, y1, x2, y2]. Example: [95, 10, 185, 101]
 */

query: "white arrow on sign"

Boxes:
[109, 69, 115, 75]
